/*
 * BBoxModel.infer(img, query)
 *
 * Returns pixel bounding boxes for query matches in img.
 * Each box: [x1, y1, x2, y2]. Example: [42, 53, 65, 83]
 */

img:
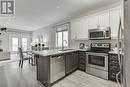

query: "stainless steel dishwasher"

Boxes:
[50, 55, 65, 83]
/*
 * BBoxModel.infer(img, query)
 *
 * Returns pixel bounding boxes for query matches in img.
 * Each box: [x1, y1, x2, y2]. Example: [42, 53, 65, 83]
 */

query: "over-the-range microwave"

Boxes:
[88, 27, 111, 40]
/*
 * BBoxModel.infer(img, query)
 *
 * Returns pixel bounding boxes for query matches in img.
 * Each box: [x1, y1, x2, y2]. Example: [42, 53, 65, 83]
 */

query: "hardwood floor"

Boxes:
[0, 61, 118, 87]
[52, 71, 118, 87]
[0, 61, 43, 87]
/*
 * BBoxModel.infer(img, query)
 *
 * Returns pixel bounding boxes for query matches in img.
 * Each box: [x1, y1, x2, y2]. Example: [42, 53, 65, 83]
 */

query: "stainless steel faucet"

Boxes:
[62, 40, 67, 50]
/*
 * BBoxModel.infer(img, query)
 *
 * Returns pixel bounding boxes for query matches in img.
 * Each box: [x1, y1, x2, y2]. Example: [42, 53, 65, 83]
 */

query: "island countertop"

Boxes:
[32, 48, 90, 57]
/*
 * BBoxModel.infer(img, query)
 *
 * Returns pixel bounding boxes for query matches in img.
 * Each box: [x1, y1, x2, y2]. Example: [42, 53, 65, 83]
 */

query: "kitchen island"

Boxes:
[33, 49, 87, 87]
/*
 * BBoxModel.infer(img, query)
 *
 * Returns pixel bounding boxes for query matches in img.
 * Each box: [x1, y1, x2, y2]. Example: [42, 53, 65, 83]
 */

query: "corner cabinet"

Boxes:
[71, 17, 89, 40]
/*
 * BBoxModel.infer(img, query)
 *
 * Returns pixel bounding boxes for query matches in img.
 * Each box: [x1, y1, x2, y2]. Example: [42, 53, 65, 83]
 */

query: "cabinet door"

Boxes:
[98, 11, 110, 29]
[110, 7, 120, 38]
[108, 54, 120, 82]
[65, 53, 74, 75]
[78, 52, 86, 71]
[71, 20, 78, 39]
[71, 18, 88, 39]
[88, 15, 99, 29]
[73, 52, 79, 70]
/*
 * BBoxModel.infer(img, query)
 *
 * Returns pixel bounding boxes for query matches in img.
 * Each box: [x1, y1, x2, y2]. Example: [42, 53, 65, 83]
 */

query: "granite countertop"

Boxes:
[32, 48, 90, 57]
[109, 50, 124, 55]
[109, 51, 118, 54]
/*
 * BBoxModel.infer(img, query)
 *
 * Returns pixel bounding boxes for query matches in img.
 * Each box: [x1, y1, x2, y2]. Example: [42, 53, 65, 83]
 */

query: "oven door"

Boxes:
[86, 52, 108, 71]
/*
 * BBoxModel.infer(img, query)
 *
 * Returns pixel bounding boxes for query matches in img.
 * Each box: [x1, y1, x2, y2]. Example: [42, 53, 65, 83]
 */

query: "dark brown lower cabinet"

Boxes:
[65, 52, 74, 75]
[78, 52, 86, 71]
[36, 51, 121, 87]
[73, 52, 79, 71]
[65, 52, 79, 75]
[36, 55, 50, 87]
[108, 53, 120, 82]
[36, 51, 86, 87]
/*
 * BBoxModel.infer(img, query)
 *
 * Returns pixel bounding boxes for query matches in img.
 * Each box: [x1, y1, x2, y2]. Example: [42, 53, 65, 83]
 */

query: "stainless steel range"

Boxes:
[86, 43, 110, 80]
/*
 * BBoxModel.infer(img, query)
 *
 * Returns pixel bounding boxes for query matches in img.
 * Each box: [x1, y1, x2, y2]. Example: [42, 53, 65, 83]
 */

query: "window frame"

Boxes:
[55, 23, 70, 49]
[56, 30, 69, 48]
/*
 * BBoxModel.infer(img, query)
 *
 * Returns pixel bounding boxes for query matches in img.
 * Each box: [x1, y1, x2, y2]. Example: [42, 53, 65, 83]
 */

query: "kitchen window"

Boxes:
[56, 23, 69, 48]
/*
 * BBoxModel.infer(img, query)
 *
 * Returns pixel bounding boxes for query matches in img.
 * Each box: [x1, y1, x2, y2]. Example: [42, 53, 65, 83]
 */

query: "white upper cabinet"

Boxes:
[88, 15, 99, 29]
[87, 11, 109, 30]
[71, 20, 78, 39]
[110, 6, 121, 38]
[98, 11, 110, 29]
[71, 5, 123, 40]
[71, 17, 89, 40]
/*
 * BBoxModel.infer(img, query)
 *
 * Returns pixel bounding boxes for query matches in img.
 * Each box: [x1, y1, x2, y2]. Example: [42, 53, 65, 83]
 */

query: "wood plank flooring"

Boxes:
[0, 61, 118, 87]
[52, 71, 118, 87]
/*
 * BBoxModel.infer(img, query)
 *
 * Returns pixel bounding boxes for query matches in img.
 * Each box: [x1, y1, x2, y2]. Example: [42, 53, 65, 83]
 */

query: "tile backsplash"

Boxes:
[70, 39, 117, 50]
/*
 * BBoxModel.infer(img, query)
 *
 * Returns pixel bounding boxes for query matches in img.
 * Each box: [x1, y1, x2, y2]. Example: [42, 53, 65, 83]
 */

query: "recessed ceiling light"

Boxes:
[57, 6, 60, 9]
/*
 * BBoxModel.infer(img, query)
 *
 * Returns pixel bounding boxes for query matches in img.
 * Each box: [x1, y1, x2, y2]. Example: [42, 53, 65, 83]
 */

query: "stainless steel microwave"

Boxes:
[88, 27, 111, 40]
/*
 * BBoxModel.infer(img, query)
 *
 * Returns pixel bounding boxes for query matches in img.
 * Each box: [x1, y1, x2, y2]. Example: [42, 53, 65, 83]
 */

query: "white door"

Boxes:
[110, 7, 120, 38]
[98, 11, 110, 29]
[11, 37, 19, 52]
[22, 38, 28, 51]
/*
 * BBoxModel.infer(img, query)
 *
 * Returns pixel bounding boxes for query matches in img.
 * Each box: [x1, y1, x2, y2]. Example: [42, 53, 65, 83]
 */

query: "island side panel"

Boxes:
[36, 55, 50, 87]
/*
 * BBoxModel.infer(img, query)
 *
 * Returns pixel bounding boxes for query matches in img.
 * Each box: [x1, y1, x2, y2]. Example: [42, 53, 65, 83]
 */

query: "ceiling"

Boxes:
[0, 0, 119, 31]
